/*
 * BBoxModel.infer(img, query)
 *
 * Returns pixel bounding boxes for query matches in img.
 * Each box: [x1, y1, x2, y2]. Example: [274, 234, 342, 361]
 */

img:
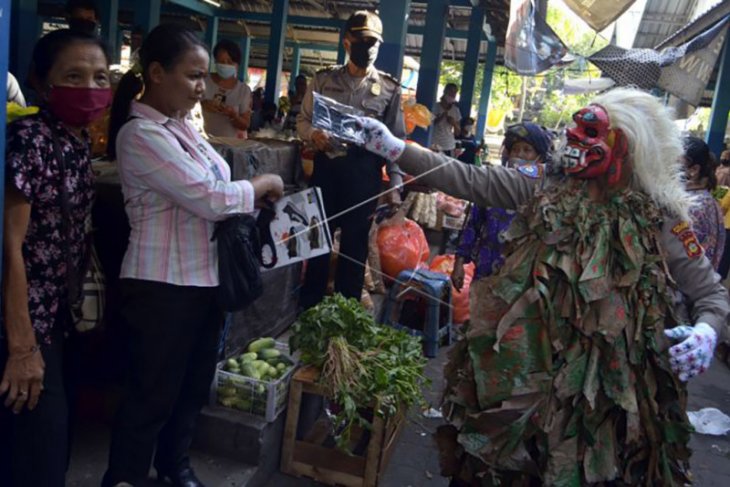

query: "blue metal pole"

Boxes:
[475, 39, 497, 144]
[290, 44, 301, 90]
[265, 0, 289, 105]
[99, 0, 119, 64]
[412, 0, 449, 146]
[9, 0, 37, 87]
[0, 0, 10, 277]
[459, 6, 484, 119]
[240, 36, 250, 82]
[337, 30, 346, 65]
[375, 0, 411, 81]
[707, 35, 730, 158]
[135, 0, 160, 35]
[205, 16, 219, 50]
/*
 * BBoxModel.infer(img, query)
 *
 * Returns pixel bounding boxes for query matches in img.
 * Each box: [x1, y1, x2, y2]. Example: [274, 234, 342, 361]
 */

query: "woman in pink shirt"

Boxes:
[102, 24, 283, 487]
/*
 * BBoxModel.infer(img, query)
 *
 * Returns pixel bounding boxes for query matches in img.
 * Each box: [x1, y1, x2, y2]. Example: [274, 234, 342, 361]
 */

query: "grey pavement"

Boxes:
[66, 343, 730, 486]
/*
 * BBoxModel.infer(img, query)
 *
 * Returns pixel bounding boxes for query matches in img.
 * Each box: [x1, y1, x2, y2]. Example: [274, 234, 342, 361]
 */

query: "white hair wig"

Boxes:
[590, 87, 694, 221]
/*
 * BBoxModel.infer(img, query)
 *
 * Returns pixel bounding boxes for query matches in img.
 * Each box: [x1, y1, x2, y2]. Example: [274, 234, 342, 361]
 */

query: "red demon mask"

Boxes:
[561, 104, 628, 186]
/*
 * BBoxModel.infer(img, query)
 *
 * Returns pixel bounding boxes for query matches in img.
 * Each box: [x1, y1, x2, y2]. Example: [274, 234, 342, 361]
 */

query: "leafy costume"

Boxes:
[438, 180, 692, 486]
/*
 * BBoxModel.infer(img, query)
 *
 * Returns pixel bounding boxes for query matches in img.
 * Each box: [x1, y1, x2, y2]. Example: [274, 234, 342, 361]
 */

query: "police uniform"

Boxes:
[296, 13, 405, 308]
[393, 144, 730, 334]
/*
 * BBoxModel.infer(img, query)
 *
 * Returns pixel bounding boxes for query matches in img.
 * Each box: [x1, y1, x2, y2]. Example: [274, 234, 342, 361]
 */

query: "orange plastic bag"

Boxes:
[377, 219, 430, 280]
[429, 254, 474, 324]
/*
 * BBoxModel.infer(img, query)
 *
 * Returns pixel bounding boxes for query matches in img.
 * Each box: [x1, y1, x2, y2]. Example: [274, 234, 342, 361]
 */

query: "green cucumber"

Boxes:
[239, 352, 258, 363]
[247, 337, 276, 353]
[258, 348, 281, 360]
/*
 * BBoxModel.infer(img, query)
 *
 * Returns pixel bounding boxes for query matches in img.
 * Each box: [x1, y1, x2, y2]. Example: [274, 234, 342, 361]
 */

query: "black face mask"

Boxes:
[349, 42, 379, 69]
[69, 18, 98, 36]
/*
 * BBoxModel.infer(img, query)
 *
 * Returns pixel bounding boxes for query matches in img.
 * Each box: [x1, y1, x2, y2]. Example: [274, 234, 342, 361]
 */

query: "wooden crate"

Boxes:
[280, 366, 405, 487]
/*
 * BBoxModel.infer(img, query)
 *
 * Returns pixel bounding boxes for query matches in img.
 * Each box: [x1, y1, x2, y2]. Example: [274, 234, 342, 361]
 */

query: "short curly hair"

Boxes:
[213, 39, 242, 65]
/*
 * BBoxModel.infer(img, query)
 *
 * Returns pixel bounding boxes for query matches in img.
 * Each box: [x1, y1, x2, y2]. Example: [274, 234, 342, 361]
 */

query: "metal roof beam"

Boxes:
[165, 0, 217, 17]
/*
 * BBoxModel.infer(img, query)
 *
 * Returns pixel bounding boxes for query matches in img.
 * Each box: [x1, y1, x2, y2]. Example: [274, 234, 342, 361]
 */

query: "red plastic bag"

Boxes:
[377, 219, 430, 280]
[429, 254, 474, 324]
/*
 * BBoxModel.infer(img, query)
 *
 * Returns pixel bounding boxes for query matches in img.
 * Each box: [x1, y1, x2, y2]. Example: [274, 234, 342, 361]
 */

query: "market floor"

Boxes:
[66, 344, 730, 487]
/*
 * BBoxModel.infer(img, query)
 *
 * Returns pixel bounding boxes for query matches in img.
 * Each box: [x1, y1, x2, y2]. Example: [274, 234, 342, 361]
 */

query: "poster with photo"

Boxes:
[259, 187, 332, 270]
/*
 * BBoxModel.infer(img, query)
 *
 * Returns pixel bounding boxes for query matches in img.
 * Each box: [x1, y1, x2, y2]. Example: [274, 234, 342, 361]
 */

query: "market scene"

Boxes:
[2, 0, 730, 486]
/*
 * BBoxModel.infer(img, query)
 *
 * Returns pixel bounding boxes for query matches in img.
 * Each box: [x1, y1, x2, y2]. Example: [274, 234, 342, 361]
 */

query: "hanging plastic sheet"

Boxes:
[589, 15, 730, 104]
[562, 0, 636, 32]
[504, 0, 569, 75]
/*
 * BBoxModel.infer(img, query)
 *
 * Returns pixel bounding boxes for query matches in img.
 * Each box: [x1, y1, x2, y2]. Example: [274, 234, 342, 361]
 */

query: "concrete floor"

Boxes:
[66, 343, 730, 486]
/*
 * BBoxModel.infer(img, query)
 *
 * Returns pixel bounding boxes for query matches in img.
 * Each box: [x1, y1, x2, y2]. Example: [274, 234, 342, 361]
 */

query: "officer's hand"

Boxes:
[357, 117, 406, 161]
[384, 188, 401, 208]
[311, 130, 333, 152]
[665, 322, 717, 381]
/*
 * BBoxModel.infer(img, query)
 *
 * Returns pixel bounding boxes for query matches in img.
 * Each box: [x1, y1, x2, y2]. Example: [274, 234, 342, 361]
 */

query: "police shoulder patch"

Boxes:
[516, 164, 542, 179]
[671, 221, 703, 258]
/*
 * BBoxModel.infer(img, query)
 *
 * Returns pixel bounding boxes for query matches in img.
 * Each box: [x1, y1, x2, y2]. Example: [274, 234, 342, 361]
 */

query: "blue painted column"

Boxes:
[9, 0, 37, 88]
[412, 0, 449, 146]
[375, 0, 411, 80]
[240, 36, 251, 82]
[289, 44, 301, 90]
[475, 39, 497, 144]
[1, 0, 10, 274]
[459, 6, 484, 119]
[265, 0, 289, 105]
[337, 30, 346, 65]
[205, 16, 219, 50]
[134, 0, 160, 34]
[99, 0, 119, 63]
[707, 35, 730, 158]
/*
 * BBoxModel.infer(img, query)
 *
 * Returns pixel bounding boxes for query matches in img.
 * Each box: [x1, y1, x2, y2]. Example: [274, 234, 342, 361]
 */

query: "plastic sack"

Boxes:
[429, 254, 475, 324]
[687, 408, 730, 435]
[6, 102, 39, 124]
[377, 218, 430, 280]
[403, 102, 433, 135]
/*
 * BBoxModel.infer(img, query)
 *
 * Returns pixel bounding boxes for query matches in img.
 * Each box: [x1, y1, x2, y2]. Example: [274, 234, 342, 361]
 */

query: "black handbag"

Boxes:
[212, 214, 264, 312]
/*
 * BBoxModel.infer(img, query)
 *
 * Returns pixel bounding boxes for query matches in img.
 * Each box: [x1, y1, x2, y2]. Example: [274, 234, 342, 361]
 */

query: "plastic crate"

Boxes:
[212, 342, 296, 422]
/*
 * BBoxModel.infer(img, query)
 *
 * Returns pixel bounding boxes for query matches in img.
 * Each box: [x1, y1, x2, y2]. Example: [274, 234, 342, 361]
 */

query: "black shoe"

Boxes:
[157, 466, 205, 487]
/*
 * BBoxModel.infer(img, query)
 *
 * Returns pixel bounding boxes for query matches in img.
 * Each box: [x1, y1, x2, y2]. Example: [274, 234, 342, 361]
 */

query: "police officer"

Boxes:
[297, 10, 405, 309]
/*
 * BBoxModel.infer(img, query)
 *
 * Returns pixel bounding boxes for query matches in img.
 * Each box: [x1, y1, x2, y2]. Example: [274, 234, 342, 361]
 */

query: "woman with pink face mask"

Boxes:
[0, 29, 111, 486]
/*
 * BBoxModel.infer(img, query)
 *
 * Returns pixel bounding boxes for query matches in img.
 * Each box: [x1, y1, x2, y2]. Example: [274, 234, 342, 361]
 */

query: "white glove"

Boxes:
[358, 117, 406, 161]
[665, 322, 717, 381]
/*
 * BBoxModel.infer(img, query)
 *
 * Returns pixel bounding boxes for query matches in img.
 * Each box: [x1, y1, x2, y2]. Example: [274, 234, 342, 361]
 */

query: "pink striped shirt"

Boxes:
[117, 101, 255, 286]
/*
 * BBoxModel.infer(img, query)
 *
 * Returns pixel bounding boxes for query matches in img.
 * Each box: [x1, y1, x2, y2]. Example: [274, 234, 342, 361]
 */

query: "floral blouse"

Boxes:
[688, 189, 725, 271]
[456, 205, 516, 280]
[4, 110, 94, 344]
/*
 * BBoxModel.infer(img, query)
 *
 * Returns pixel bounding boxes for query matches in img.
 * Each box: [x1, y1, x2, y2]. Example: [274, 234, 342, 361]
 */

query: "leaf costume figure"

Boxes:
[355, 88, 730, 485]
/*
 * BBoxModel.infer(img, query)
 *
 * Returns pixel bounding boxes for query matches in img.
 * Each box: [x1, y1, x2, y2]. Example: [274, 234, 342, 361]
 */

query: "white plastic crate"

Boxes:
[212, 342, 296, 422]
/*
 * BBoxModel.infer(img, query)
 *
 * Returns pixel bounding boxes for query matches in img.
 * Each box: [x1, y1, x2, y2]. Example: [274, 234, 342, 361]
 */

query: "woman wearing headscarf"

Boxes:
[451, 122, 553, 292]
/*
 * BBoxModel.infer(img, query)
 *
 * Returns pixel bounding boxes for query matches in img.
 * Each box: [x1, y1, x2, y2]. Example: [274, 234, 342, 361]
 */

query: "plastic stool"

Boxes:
[380, 268, 453, 358]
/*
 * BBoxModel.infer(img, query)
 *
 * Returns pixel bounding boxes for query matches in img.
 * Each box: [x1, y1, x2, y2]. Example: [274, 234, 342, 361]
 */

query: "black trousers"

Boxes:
[0, 313, 74, 487]
[102, 279, 223, 486]
[300, 149, 383, 309]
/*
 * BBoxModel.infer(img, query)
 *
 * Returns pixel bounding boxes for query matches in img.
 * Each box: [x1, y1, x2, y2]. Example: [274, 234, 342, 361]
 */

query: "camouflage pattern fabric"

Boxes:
[438, 181, 692, 486]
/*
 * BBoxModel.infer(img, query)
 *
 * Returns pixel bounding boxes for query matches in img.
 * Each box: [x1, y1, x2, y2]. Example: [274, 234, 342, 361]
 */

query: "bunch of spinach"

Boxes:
[290, 294, 428, 451]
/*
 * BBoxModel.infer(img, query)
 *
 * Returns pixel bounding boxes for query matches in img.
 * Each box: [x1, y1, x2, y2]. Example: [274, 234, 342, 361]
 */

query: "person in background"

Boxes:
[284, 74, 308, 132]
[296, 10, 405, 309]
[717, 190, 730, 280]
[456, 117, 478, 165]
[259, 101, 283, 131]
[0, 29, 111, 486]
[451, 122, 553, 291]
[201, 39, 252, 139]
[102, 24, 283, 487]
[432, 83, 461, 156]
[717, 144, 730, 187]
[129, 26, 144, 67]
[684, 136, 725, 270]
[66, 0, 98, 35]
[6, 72, 26, 107]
